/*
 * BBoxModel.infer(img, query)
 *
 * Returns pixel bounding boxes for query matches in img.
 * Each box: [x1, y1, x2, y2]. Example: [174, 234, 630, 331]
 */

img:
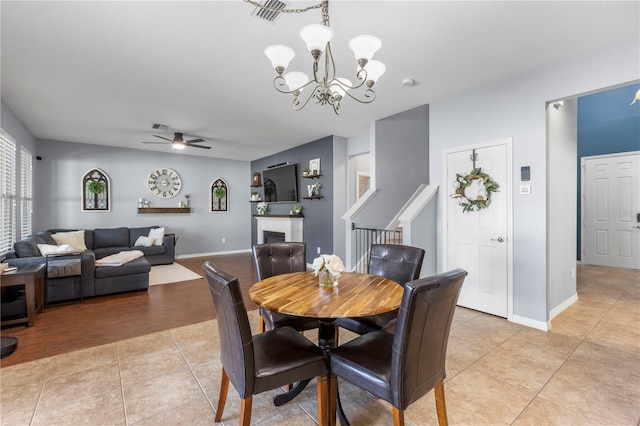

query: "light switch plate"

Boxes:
[520, 185, 532, 195]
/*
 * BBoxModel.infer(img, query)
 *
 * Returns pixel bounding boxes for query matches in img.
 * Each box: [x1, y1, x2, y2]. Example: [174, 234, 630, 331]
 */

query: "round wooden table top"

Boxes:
[249, 271, 403, 319]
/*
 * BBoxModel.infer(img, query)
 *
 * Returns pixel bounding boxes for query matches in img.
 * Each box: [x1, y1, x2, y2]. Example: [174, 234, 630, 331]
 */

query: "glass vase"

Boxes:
[318, 270, 338, 288]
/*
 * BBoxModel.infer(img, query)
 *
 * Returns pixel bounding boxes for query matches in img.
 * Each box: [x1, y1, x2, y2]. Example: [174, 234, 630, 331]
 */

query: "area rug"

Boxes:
[149, 263, 203, 286]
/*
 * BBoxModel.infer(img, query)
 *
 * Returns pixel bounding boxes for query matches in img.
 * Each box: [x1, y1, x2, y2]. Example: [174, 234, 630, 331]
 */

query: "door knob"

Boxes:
[491, 237, 505, 242]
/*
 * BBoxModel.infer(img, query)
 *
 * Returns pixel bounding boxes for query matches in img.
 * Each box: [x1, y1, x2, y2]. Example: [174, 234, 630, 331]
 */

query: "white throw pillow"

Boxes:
[51, 230, 87, 251]
[37, 244, 72, 256]
[134, 236, 155, 247]
[148, 227, 165, 246]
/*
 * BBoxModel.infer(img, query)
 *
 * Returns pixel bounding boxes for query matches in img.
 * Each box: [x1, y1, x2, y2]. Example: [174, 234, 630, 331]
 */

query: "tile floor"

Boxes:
[1, 265, 638, 425]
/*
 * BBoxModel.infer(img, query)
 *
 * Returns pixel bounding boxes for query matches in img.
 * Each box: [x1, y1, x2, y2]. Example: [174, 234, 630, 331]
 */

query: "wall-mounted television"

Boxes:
[262, 163, 298, 203]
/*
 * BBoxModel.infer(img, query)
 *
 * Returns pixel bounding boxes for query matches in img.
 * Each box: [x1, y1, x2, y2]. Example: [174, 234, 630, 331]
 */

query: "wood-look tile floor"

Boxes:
[1, 260, 638, 425]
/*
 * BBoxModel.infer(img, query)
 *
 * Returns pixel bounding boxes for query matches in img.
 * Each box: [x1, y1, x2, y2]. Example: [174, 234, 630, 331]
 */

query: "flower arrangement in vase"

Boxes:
[312, 254, 345, 288]
[256, 202, 268, 215]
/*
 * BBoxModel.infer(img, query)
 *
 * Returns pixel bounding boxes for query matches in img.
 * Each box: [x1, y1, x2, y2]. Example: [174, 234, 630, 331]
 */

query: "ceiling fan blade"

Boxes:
[152, 134, 174, 142]
[187, 144, 211, 150]
[185, 138, 205, 144]
[142, 141, 172, 144]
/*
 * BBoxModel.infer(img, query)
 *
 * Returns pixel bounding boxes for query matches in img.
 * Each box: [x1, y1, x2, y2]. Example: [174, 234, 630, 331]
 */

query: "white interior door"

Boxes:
[583, 152, 640, 269]
[445, 141, 511, 317]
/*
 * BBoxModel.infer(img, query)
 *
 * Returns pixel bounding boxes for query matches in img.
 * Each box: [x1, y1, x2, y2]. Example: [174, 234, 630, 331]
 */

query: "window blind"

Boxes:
[0, 129, 17, 255]
[20, 146, 33, 239]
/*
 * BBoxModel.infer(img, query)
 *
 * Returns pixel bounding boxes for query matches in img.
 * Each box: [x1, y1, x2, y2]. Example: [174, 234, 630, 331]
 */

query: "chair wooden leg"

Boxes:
[240, 396, 253, 426]
[328, 373, 338, 426]
[259, 315, 266, 333]
[317, 374, 329, 426]
[434, 379, 448, 426]
[214, 367, 229, 422]
[392, 407, 405, 426]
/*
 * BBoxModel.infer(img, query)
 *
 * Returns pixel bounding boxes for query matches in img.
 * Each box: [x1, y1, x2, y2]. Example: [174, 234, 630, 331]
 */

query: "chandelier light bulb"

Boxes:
[299, 24, 333, 55]
[363, 60, 386, 85]
[348, 35, 382, 65]
[265, 45, 296, 75]
[284, 71, 310, 93]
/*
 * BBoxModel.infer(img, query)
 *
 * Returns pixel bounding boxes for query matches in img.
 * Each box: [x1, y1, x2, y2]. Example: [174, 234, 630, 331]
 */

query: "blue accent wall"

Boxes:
[577, 83, 640, 259]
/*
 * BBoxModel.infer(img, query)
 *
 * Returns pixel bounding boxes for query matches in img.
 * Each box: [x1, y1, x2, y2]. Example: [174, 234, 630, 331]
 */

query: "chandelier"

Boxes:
[247, 0, 385, 114]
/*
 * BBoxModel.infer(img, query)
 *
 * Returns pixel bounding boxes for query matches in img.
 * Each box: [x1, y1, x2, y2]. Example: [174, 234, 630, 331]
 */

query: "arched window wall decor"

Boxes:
[82, 168, 110, 211]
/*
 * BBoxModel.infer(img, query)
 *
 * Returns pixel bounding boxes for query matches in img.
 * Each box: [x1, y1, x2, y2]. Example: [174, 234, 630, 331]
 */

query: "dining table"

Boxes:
[249, 270, 403, 425]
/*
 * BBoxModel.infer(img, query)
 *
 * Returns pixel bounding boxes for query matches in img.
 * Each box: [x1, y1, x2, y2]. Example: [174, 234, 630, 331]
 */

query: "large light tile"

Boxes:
[445, 335, 493, 379]
[122, 368, 204, 424]
[509, 327, 581, 355]
[539, 362, 640, 424]
[0, 381, 43, 425]
[445, 367, 535, 424]
[37, 363, 121, 411]
[0, 357, 50, 389]
[119, 345, 190, 386]
[513, 396, 602, 425]
[116, 330, 177, 359]
[31, 388, 125, 425]
[45, 342, 118, 378]
[473, 339, 569, 393]
[449, 313, 521, 351]
[131, 394, 216, 425]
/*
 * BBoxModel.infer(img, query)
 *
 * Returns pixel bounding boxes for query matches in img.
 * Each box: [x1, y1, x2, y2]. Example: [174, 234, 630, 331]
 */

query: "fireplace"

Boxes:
[255, 216, 304, 244]
[264, 231, 286, 244]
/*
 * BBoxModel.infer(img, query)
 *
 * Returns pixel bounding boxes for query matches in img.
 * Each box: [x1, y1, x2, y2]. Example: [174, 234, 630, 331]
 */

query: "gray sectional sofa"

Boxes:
[2, 226, 175, 304]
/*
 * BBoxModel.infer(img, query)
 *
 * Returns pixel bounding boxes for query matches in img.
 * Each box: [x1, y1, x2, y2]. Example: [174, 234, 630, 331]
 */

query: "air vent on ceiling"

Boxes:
[251, 0, 287, 24]
[152, 123, 169, 131]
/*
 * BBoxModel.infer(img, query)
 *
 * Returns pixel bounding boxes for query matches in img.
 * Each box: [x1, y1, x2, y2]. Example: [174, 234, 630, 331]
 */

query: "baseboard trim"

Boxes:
[511, 315, 550, 331]
[176, 249, 252, 259]
[549, 293, 579, 320]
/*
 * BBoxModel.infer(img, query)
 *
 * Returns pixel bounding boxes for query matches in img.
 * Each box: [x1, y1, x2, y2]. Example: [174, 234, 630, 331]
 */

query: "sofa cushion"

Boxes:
[14, 235, 47, 258]
[94, 247, 131, 259]
[93, 227, 129, 249]
[134, 245, 167, 257]
[36, 232, 57, 245]
[94, 257, 151, 279]
[130, 227, 157, 245]
[37, 244, 72, 256]
[51, 230, 88, 252]
[134, 236, 156, 247]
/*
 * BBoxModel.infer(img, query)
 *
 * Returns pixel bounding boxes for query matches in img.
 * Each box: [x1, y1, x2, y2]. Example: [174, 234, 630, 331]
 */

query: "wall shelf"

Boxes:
[138, 207, 191, 214]
[302, 174, 322, 179]
[302, 195, 324, 200]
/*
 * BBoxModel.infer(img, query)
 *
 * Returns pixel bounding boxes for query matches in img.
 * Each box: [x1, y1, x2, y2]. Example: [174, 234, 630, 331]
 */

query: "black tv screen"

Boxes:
[262, 164, 298, 203]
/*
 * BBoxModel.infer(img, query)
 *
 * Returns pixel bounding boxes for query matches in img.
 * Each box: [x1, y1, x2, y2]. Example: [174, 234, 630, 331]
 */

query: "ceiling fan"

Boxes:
[142, 132, 211, 150]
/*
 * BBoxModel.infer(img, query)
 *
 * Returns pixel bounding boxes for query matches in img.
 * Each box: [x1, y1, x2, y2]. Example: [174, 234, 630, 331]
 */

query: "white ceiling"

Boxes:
[1, 1, 638, 161]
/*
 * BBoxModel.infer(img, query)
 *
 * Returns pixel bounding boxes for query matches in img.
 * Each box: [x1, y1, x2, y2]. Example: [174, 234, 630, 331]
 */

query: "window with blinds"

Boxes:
[1, 130, 17, 255]
[20, 146, 33, 238]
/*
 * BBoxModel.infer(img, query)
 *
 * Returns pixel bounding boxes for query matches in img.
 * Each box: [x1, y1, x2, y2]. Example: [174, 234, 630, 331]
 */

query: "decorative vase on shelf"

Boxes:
[318, 270, 339, 288]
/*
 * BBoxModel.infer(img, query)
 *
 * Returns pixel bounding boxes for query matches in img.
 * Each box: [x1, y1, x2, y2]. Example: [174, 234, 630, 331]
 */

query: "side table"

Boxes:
[1, 263, 46, 327]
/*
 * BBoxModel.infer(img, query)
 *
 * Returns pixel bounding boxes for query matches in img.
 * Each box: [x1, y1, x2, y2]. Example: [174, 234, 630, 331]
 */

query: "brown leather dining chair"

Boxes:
[329, 269, 467, 426]
[252, 242, 319, 333]
[336, 243, 425, 335]
[202, 261, 329, 426]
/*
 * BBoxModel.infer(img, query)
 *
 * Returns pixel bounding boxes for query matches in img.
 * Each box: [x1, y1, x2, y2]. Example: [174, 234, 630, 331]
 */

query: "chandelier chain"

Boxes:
[243, 0, 322, 14]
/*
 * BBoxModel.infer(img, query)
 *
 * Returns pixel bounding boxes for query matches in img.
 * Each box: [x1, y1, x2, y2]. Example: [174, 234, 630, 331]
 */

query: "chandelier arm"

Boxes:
[293, 84, 323, 111]
[272, 76, 317, 95]
[340, 88, 377, 104]
[325, 43, 336, 82]
[243, 0, 322, 14]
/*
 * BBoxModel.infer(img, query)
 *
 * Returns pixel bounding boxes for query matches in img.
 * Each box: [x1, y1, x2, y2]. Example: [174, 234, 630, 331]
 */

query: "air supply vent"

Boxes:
[251, 0, 287, 24]
[152, 123, 169, 131]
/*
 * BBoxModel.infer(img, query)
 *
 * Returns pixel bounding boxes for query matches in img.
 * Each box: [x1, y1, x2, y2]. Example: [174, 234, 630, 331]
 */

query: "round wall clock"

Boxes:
[147, 168, 182, 198]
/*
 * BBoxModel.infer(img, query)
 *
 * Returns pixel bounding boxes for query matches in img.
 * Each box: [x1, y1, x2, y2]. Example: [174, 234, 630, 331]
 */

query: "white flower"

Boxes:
[312, 254, 345, 276]
[256, 202, 268, 214]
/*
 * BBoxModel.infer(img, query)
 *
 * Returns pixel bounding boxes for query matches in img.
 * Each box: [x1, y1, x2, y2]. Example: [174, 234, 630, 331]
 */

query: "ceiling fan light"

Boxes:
[284, 71, 310, 92]
[172, 142, 186, 150]
[299, 24, 333, 54]
[363, 60, 386, 83]
[265, 45, 296, 72]
[348, 34, 381, 64]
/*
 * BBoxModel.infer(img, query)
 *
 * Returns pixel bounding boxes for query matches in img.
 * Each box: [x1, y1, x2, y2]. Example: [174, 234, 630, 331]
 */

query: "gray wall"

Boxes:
[250, 136, 335, 264]
[33, 139, 251, 256]
[430, 37, 639, 323]
[353, 104, 430, 228]
[547, 98, 578, 314]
